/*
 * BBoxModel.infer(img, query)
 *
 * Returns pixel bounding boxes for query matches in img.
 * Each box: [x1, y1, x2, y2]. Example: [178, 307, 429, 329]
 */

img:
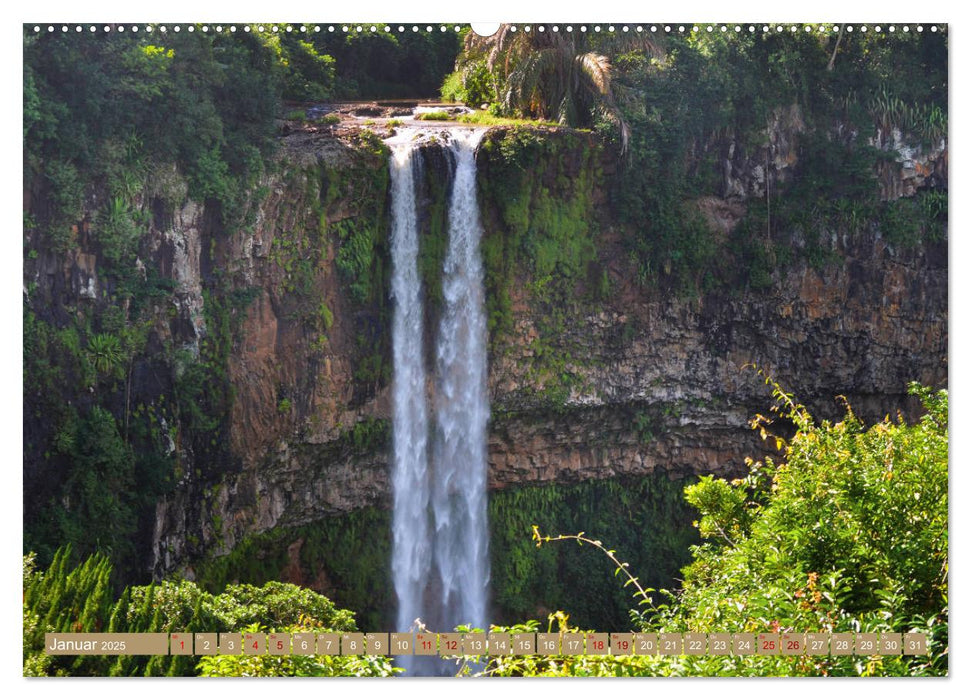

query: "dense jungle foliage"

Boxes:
[445, 25, 947, 291]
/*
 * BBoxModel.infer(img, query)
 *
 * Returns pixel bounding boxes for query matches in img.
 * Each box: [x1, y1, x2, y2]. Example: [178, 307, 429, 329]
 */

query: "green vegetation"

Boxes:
[464, 381, 947, 676]
[274, 38, 336, 102]
[440, 54, 495, 107]
[416, 110, 451, 121]
[449, 27, 650, 147]
[477, 127, 601, 347]
[451, 25, 947, 296]
[23, 382, 947, 677]
[86, 333, 125, 375]
[667, 380, 948, 674]
[23, 25, 300, 583]
[620, 29, 946, 291]
[476, 126, 609, 400]
[23, 548, 395, 677]
[24, 303, 173, 581]
[344, 416, 390, 452]
[191, 473, 696, 633]
[458, 110, 560, 128]
[489, 475, 698, 630]
[880, 189, 948, 246]
[24, 22, 398, 580]
[24, 29, 280, 224]
[194, 508, 393, 632]
[318, 151, 391, 306]
[315, 134, 392, 394]
[311, 27, 460, 99]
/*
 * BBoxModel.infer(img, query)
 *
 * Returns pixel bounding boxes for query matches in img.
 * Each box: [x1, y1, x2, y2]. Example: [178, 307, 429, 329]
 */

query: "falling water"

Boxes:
[430, 129, 490, 632]
[388, 141, 432, 635]
[388, 127, 490, 674]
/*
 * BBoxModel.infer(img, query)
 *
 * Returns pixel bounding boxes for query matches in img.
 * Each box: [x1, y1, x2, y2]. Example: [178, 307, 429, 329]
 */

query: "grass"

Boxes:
[411, 110, 564, 128]
[416, 111, 451, 121]
[457, 111, 562, 128]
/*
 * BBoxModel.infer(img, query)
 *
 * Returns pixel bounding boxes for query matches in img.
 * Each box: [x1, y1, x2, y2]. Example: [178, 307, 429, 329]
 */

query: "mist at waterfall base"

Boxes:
[388, 129, 490, 675]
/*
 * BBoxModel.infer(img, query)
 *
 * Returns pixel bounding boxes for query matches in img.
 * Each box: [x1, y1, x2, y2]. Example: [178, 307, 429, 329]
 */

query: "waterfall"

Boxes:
[430, 129, 490, 631]
[389, 142, 432, 635]
[387, 128, 490, 673]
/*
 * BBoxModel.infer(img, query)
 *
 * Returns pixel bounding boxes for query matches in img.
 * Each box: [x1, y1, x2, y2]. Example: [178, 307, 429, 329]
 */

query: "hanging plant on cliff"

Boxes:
[462, 25, 663, 154]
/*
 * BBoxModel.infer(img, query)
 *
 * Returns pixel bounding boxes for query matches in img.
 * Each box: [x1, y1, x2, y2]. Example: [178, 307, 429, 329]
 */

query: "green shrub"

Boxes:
[440, 70, 464, 102]
[94, 197, 140, 270]
[662, 379, 949, 676]
[188, 147, 237, 209]
[23, 550, 394, 677]
[281, 40, 336, 102]
[86, 333, 124, 376]
[469, 381, 947, 677]
[440, 60, 498, 105]
[332, 214, 385, 305]
[416, 110, 450, 121]
[44, 159, 85, 250]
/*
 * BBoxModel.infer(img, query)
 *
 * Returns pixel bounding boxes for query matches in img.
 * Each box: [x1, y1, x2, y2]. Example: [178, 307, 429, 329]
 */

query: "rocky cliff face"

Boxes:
[486, 229, 945, 485]
[23, 120, 947, 582]
[156, 124, 946, 579]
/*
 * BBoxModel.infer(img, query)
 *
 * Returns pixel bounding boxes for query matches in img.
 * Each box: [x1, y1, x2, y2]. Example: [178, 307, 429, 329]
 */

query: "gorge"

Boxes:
[24, 118, 946, 630]
[23, 27, 948, 640]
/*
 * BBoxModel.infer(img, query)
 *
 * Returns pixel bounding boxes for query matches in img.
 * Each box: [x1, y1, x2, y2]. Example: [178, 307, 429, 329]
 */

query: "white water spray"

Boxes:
[430, 129, 490, 631]
[388, 128, 490, 671]
[388, 142, 432, 634]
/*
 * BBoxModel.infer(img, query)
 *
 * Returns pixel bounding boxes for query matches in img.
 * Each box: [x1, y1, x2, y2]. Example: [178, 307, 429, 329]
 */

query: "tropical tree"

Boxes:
[461, 25, 664, 153]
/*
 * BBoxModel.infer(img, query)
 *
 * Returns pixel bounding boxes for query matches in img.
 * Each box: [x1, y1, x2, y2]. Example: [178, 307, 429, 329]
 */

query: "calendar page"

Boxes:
[21, 16, 948, 680]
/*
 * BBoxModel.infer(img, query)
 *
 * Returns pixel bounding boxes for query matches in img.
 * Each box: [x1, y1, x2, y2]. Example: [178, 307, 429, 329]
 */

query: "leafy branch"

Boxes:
[531, 526, 655, 609]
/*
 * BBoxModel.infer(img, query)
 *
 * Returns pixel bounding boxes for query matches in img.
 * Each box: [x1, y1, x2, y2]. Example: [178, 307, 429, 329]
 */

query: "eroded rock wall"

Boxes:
[23, 124, 946, 581]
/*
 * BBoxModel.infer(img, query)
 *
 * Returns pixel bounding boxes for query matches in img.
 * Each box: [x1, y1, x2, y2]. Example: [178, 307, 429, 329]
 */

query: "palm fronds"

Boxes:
[460, 25, 663, 154]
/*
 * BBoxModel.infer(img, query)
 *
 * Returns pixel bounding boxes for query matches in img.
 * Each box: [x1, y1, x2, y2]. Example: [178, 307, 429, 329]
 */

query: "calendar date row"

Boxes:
[45, 631, 928, 657]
